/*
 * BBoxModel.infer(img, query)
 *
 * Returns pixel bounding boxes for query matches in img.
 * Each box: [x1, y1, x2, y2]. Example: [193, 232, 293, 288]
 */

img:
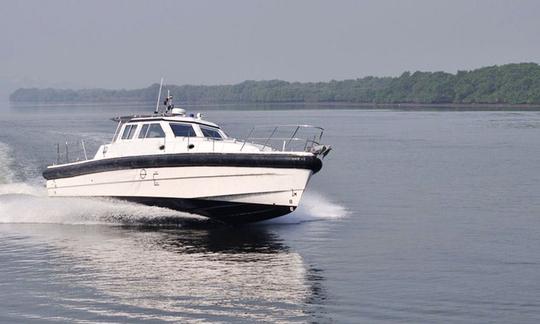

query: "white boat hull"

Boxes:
[46, 166, 313, 223]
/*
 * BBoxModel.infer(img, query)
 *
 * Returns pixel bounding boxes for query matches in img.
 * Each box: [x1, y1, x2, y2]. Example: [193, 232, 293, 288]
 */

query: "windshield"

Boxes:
[146, 124, 165, 138]
[170, 123, 196, 137]
[200, 126, 223, 139]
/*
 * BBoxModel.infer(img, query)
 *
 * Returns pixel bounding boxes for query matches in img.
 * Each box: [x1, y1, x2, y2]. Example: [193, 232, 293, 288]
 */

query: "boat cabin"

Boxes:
[94, 112, 258, 159]
[114, 116, 226, 143]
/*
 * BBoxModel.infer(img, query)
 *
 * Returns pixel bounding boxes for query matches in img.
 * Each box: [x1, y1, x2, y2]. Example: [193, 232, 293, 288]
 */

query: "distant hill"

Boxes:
[9, 63, 540, 105]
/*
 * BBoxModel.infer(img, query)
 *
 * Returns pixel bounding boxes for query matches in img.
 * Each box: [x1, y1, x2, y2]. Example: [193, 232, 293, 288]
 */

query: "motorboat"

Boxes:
[43, 94, 331, 224]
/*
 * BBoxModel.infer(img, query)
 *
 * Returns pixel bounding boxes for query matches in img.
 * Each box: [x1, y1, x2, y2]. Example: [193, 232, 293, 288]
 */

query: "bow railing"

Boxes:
[240, 125, 324, 152]
[54, 140, 91, 164]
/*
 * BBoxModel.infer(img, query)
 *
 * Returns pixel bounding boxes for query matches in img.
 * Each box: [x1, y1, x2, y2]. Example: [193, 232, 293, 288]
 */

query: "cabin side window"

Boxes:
[128, 125, 138, 139]
[121, 124, 138, 140]
[200, 126, 223, 139]
[170, 123, 196, 137]
[146, 123, 165, 138]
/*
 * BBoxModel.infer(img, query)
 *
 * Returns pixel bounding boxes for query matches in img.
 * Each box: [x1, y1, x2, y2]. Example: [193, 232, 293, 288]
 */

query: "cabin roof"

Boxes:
[111, 114, 220, 128]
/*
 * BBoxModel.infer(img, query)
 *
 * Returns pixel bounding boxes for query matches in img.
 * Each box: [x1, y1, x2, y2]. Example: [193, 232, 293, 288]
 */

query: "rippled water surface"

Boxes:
[1, 103, 540, 323]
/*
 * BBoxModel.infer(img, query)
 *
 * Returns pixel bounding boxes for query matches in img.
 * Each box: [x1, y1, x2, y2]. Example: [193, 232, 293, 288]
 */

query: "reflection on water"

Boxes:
[154, 226, 289, 254]
[0, 224, 328, 322]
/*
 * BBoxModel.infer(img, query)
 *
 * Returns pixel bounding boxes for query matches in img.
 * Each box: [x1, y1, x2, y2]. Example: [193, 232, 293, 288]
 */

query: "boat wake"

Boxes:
[0, 184, 207, 225]
[0, 142, 16, 184]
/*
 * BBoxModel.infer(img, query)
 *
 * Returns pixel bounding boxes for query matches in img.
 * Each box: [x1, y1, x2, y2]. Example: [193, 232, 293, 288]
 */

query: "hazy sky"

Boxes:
[1, 0, 539, 91]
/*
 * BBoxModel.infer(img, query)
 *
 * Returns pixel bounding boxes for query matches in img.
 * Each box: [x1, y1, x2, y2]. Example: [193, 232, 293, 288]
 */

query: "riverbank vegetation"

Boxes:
[10, 63, 540, 105]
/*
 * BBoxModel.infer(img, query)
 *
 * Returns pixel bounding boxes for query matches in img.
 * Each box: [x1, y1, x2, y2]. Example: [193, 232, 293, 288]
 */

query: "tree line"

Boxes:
[10, 63, 540, 105]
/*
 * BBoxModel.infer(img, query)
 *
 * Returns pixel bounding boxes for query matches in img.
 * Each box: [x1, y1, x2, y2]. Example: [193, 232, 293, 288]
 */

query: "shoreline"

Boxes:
[7, 100, 540, 111]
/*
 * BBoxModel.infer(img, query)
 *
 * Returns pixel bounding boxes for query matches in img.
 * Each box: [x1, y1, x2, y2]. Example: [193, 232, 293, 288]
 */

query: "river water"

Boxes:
[0, 103, 539, 323]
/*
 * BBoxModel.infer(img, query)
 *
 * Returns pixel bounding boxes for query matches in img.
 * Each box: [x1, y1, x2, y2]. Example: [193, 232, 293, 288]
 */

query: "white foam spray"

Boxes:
[262, 191, 349, 224]
[0, 183, 206, 225]
[0, 142, 16, 184]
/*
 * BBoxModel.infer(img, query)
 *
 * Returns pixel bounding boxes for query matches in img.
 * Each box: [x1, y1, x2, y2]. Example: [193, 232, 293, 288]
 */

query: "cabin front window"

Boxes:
[138, 124, 149, 138]
[146, 124, 165, 138]
[170, 123, 196, 137]
[200, 126, 223, 139]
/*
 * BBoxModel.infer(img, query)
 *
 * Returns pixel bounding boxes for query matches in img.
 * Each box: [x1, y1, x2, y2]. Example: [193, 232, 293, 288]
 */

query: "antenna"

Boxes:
[164, 89, 174, 112]
[155, 77, 164, 114]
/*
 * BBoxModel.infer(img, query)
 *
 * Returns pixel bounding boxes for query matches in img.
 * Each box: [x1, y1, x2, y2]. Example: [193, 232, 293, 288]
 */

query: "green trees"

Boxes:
[9, 63, 540, 105]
